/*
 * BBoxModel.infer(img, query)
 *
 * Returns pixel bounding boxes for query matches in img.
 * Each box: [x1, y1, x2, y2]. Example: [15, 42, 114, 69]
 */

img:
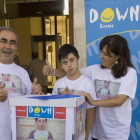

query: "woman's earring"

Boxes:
[115, 60, 118, 65]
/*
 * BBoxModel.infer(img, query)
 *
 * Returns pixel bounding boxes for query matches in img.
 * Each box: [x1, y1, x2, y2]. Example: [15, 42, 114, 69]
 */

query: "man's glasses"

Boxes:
[0, 40, 17, 47]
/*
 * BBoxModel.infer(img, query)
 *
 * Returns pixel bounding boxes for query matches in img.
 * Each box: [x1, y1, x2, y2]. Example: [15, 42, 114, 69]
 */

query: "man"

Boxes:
[0, 26, 42, 140]
[29, 51, 47, 93]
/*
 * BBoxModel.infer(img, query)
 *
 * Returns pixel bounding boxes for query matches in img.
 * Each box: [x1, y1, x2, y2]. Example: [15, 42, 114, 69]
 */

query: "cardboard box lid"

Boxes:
[9, 95, 85, 107]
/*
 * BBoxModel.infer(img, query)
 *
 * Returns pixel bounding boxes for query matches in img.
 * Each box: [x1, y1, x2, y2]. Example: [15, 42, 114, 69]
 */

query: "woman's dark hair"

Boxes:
[58, 44, 79, 63]
[100, 34, 135, 78]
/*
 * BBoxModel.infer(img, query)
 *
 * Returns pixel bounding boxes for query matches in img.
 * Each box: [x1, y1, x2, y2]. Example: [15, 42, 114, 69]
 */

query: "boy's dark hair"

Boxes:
[35, 118, 47, 122]
[58, 44, 79, 63]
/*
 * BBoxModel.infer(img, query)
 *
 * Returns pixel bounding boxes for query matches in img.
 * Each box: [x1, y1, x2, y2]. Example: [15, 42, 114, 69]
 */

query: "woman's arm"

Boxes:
[54, 69, 66, 78]
[43, 59, 66, 78]
[93, 94, 128, 107]
[78, 93, 128, 107]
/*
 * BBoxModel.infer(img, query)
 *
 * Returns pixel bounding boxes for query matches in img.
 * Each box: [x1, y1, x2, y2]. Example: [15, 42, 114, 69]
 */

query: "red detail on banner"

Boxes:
[16, 106, 27, 117]
[54, 107, 66, 119]
[76, 107, 78, 113]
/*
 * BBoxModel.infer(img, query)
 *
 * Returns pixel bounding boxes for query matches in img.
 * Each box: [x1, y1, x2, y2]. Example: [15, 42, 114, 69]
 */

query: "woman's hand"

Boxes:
[78, 92, 94, 106]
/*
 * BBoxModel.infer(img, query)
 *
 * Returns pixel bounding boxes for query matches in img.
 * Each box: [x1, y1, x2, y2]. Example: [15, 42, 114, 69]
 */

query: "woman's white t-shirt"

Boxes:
[80, 64, 137, 140]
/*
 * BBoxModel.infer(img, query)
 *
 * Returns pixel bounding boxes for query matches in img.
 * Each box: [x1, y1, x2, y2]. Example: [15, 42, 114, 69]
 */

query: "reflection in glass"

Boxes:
[45, 18, 51, 35]
[0, 20, 4, 26]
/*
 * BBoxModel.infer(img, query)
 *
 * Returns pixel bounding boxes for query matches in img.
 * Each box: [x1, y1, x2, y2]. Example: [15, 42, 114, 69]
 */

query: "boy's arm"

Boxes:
[43, 59, 66, 78]
[85, 107, 95, 140]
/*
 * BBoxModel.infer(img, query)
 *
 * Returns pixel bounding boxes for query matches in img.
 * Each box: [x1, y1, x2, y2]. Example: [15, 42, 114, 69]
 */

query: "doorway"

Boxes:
[0, 0, 70, 92]
[31, 34, 62, 88]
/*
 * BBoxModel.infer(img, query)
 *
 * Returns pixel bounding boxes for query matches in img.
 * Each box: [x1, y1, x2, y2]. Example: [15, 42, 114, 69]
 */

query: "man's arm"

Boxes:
[43, 59, 66, 78]
[85, 107, 95, 140]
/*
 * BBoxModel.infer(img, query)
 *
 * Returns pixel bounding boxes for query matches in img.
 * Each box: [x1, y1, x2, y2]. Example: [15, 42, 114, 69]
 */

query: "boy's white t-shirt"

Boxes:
[52, 75, 96, 109]
[80, 64, 137, 140]
[0, 63, 32, 140]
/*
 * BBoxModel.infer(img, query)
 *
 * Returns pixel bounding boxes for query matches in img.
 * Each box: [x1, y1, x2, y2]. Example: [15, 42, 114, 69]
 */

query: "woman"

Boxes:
[43, 35, 137, 140]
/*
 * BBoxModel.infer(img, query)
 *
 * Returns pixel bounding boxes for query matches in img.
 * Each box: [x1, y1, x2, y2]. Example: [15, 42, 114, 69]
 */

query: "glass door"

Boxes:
[31, 35, 62, 89]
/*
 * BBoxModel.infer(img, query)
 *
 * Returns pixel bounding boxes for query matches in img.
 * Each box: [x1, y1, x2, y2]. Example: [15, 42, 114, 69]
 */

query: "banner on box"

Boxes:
[76, 103, 85, 113]
[28, 107, 53, 118]
[16, 106, 66, 119]
[85, 0, 140, 140]
[76, 109, 85, 140]
[16, 117, 66, 140]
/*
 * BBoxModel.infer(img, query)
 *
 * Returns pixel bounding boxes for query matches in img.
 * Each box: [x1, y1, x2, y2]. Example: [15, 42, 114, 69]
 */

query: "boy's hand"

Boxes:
[0, 83, 8, 102]
[77, 92, 94, 105]
[61, 87, 71, 94]
[31, 78, 44, 95]
[43, 59, 54, 76]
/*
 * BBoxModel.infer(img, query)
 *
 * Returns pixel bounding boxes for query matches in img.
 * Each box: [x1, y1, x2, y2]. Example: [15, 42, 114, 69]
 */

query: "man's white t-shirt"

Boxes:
[52, 75, 96, 109]
[80, 64, 137, 140]
[0, 63, 32, 140]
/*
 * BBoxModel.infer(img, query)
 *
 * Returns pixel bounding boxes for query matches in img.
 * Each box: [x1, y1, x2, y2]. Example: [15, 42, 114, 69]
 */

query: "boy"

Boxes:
[52, 44, 96, 140]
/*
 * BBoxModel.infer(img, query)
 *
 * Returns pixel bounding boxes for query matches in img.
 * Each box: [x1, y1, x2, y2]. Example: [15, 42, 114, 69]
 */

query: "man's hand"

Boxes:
[0, 83, 8, 102]
[43, 59, 54, 76]
[31, 78, 44, 95]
